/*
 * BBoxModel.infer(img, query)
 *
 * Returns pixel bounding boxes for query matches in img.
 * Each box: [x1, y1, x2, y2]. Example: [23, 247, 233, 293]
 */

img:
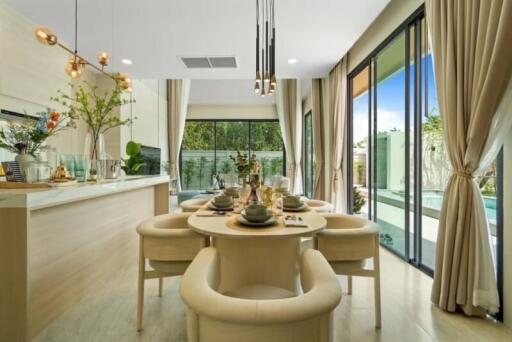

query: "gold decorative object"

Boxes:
[52, 165, 74, 182]
[34, 0, 132, 91]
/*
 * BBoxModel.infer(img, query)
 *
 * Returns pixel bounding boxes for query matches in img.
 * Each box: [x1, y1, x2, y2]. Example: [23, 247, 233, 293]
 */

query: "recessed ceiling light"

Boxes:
[121, 59, 133, 65]
[287, 58, 297, 64]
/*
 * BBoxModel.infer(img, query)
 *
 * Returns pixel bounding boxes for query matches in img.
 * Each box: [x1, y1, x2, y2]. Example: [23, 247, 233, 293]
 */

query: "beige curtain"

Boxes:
[426, 0, 512, 315]
[311, 79, 326, 200]
[329, 58, 348, 213]
[276, 79, 303, 195]
[167, 79, 191, 192]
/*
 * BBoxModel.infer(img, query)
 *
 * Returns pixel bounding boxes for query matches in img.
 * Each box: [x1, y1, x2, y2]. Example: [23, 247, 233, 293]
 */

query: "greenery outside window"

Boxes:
[181, 120, 285, 190]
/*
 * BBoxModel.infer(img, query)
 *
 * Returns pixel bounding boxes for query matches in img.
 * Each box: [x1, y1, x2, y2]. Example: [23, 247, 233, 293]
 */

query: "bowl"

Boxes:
[283, 195, 302, 208]
[213, 195, 234, 208]
[242, 205, 272, 223]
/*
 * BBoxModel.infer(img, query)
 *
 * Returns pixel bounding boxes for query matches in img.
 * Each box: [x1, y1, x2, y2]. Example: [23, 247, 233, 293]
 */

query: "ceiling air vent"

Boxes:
[209, 57, 237, 68]
[180, 56, 237, 69]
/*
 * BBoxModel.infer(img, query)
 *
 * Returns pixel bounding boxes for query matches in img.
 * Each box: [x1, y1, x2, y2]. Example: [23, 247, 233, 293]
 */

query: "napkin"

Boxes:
[283, 217, 308, 227]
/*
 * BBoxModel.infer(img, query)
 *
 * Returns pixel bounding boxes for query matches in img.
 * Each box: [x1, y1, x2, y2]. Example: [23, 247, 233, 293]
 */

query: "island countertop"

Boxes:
[0, 175, 170, 209]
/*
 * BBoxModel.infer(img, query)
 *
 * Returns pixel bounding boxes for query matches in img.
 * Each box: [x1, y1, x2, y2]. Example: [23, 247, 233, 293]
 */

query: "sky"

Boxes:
[353, 55, 438, 144]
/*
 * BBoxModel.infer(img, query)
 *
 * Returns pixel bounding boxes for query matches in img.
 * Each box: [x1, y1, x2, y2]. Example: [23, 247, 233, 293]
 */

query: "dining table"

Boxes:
[187, 202, 327, 294]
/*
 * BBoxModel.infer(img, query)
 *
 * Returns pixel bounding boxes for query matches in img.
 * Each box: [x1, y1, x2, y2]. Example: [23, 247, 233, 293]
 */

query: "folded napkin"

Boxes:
[283, 217, 308, 227]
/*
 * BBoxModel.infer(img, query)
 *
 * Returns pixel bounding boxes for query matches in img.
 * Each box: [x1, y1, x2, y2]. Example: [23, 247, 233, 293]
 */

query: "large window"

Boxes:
[303, 111, 314, 198]
[181, 120, 285, 190]
[347, 5, 503, 303]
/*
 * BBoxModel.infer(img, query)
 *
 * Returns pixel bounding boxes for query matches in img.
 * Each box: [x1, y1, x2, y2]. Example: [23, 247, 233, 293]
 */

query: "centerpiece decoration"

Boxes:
[231, 151, 262, 204]
[52, 79, 135, 179]
[0, 109, 76, 169]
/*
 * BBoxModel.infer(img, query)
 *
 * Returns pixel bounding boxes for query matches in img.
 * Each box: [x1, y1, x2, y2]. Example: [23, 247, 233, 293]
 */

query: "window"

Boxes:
[303, 111, 314, 198]
[181, 120, 285, 190]
[347, 5, 503, 312]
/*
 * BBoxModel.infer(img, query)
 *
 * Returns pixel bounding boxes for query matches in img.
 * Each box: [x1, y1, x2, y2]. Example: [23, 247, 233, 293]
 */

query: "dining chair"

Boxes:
[180, 197, 210, 212]
[314, 213, 381, 328]
[303, 199, 334, 213]
[136, 212, 209, 331]
[180, 247, 341, 342]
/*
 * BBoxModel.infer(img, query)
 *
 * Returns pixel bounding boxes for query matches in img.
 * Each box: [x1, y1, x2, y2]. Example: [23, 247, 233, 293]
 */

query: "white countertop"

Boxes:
[0, 175, 170, 209]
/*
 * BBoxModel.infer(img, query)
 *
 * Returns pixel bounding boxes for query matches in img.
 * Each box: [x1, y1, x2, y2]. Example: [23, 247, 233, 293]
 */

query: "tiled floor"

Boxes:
[34, 248, 512, 342]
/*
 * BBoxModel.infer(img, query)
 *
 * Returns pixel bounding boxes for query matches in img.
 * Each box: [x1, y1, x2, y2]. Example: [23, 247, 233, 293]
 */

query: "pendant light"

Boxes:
[254, 0, 276, 96]
[34, 0, 131, 91]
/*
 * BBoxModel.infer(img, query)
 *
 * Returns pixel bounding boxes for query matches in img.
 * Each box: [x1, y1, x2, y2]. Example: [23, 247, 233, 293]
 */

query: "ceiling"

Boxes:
[189, 79, 311, 105]
[7, 0, 390, 80]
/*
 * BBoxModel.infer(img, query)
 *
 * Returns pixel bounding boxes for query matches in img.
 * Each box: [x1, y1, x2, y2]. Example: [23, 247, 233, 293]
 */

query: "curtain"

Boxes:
[426, 0, 512, 315]
[329, 58, 348, 213]
[276, 79, 303, 195]
[167, 79, 191, 192]
[311, 79, 326, 200]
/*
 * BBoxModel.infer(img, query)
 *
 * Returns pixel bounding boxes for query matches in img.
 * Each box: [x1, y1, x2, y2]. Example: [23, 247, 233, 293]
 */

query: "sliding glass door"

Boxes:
[347, 8, 503, 283]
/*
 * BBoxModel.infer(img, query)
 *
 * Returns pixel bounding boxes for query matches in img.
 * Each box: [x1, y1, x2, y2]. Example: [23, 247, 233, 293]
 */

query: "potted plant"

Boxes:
[0, 109, 76, 168]
[52, 79, 134, 177]
[121, 141, 146, 175]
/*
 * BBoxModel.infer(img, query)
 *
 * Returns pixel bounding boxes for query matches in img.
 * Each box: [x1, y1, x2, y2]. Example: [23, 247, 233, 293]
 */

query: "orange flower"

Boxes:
[47, 121, 56, 129]
[50, 111, 60, 121]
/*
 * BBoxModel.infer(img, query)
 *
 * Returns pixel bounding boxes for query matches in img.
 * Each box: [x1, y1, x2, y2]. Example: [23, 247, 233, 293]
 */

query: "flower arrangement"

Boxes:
[229, 151, 261, 179]
[51, 78, 134, 160]
[0, 109, 76, 156]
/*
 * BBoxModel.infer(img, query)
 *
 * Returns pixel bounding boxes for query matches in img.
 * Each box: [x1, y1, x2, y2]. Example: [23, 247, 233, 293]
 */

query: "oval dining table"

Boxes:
[187, 205, 327, 294]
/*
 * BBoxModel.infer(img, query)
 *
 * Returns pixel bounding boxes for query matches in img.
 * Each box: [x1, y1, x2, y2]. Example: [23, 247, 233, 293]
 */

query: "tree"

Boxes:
[198, 156, 208, 189]
[183, 158, 196, 189]
[270, 157, 283, 177]
[353, 187, 366, 214]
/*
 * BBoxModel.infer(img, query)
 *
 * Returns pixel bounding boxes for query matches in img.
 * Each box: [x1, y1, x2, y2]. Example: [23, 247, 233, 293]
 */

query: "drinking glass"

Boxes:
[59, 154, 75, 178]
[74, 155, 88, 182]
[272, 192, 283, 216]
[238, 185, 251, 210]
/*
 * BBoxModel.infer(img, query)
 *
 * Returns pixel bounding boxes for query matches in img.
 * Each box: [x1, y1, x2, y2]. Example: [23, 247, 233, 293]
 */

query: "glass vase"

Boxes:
[84, 132, 106, 180]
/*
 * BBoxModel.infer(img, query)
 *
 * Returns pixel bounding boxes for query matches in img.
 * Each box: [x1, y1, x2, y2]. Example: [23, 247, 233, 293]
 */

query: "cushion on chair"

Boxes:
[222, 284, 296, 300]
[149, 260, 191, 275]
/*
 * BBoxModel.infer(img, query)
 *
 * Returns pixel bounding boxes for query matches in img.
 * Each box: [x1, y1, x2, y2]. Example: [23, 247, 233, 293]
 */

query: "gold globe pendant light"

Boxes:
[254, 0, 276, 96]
[34, 0, 131, 91]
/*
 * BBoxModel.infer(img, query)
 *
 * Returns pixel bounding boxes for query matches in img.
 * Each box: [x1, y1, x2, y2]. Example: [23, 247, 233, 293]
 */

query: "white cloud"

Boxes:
[352, 108, 405, 145]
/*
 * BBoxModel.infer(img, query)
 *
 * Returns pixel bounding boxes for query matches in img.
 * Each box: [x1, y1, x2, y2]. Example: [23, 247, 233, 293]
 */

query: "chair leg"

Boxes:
[374, 240, 382, 328]
[347, 275, 353, 295]
[158, 277, 164, 297]
[137, 238, 145, 332]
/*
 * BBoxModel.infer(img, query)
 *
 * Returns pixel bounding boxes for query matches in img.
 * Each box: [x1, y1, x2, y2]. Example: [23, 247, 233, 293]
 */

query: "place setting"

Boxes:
[280, 195, 309, 212]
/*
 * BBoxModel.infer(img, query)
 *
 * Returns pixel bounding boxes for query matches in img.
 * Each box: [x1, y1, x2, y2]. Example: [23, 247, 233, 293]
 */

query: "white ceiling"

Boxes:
[7, 0, 390, 79]
[189, 79, 311, 105]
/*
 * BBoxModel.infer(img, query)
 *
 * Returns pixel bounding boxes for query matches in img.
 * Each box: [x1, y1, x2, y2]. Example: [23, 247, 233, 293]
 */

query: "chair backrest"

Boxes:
[137, 213, 208, 261]
[316, 214, 378, 261]
[180, 198, 210, 212]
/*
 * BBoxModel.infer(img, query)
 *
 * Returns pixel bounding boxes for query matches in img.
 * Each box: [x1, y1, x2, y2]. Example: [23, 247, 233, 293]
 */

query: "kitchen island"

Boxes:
[0, 175, 170, 341]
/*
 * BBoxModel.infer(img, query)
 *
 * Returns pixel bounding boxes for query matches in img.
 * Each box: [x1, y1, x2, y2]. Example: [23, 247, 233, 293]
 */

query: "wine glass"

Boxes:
[272, 192, 283, 217]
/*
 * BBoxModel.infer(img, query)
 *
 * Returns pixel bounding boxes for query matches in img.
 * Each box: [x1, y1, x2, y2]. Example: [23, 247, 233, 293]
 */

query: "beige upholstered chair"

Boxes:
[136, 213, 209, 331]
[180, 197, 210, 212]
[181, 247, 341, 342]
[314, 213, 381, 328]
[303, 199, 334, 213]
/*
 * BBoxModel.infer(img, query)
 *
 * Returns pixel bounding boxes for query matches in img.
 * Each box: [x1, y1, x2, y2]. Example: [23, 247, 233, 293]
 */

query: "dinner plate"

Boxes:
[283, 204, 309, 212]
[236, 215, 277, 227]
[208, 202, 234, 211]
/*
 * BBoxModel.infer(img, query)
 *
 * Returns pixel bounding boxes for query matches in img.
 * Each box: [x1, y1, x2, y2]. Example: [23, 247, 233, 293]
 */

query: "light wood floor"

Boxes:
[33, 248, 512, 342]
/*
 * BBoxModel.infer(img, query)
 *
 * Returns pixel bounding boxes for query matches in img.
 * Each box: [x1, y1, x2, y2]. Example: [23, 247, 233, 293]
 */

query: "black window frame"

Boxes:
[303, 110, 314, 198]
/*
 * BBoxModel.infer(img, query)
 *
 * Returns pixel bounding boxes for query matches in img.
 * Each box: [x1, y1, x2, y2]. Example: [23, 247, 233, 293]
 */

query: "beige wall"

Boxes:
[0, 3, 168, 164]
[187, 104, 277, 120]
[348, 0, 423, 72]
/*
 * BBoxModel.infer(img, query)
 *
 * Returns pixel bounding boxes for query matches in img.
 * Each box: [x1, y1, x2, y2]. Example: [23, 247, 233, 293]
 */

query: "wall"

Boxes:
[348, 0, 424, 72]
[187, 104, 277, 120]
[105, 79, 168, 162]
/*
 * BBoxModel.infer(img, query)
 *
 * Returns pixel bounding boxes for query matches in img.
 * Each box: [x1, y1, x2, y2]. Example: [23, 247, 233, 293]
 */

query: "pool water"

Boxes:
[422, 191, 497, 222]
